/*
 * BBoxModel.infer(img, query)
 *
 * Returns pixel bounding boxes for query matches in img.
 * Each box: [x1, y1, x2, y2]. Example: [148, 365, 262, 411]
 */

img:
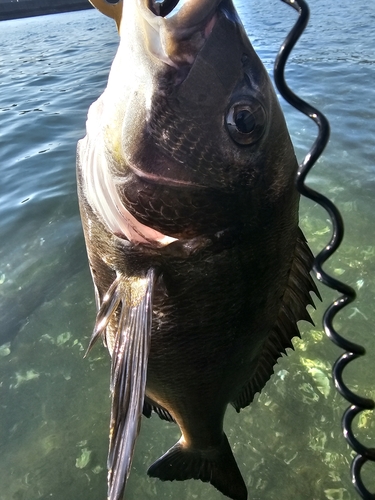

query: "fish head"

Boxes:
[91, 0, 297, 196]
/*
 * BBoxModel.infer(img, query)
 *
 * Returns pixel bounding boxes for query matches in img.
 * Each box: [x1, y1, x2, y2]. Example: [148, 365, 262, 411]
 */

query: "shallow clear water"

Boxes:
[0, 1, 374, 499]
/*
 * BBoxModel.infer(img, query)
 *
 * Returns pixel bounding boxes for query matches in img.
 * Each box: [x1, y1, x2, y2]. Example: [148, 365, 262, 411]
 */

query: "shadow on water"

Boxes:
[0, 2, 374, 500]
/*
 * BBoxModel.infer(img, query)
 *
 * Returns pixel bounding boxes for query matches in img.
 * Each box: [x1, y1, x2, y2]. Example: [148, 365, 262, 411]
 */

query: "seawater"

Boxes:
[0, 1, 374, 499]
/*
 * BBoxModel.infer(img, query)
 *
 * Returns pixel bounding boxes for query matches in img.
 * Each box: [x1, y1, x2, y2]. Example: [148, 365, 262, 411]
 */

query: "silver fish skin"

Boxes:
[77, 1, 319, 499]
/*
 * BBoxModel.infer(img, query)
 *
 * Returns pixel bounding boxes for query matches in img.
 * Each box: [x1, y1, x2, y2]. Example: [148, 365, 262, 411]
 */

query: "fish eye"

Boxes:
[226, 99, 267, 145]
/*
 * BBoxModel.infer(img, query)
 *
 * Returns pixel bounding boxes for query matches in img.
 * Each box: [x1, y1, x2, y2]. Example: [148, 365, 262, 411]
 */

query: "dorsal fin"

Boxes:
[88, 0, 123, 31]
[231, 228, 321, 412]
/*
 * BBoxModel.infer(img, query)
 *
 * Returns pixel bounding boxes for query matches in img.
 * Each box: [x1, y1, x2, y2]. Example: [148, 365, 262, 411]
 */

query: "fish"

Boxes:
[76, 0, 320, 499]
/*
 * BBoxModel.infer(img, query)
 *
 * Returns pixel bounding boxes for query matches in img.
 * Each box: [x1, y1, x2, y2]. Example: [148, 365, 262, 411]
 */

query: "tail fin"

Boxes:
[147, 434, 247, 500]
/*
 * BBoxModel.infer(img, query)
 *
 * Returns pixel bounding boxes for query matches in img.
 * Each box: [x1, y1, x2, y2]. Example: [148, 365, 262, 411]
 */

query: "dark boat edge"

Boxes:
[0, 0, 93, 22]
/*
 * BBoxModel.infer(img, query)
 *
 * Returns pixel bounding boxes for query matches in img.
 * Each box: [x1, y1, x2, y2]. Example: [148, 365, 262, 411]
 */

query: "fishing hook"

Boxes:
[273, 0, 375, 498]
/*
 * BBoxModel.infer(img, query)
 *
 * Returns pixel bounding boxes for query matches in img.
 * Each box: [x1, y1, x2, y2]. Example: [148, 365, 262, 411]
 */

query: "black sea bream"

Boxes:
[77, 0, 319, 499]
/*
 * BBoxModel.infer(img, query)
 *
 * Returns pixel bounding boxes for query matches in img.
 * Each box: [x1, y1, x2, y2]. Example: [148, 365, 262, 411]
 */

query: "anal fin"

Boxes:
[143, 396, 175, 423]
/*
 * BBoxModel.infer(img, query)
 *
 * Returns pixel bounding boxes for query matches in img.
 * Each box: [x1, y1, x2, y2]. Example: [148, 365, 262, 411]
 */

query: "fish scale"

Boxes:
[149, 97, 225, 175]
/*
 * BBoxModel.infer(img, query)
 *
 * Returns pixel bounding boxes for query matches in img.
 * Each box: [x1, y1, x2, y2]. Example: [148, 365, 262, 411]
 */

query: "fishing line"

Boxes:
[273, 0, 375, 498]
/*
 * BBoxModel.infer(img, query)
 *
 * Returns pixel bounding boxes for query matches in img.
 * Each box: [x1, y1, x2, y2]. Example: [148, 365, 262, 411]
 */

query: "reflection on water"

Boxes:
[0, 1, 374, 499]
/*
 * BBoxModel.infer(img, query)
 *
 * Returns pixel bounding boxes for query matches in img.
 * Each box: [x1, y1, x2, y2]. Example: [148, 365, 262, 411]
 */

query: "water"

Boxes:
[0, 1, 374, 499]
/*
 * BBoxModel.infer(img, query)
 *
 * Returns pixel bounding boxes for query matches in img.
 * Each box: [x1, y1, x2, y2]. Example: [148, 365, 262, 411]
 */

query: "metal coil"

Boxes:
[273, 0, 375, 498]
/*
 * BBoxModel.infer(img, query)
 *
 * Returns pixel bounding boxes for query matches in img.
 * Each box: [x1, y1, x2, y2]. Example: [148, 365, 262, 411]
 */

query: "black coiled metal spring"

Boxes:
[273, 0, 375, 498]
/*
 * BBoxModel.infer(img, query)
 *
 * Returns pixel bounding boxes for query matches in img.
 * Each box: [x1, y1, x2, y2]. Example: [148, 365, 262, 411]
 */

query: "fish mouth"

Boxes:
[145, 0, 219, 26]
[137, 0, 222, 66]
[147, 0, 180, 17]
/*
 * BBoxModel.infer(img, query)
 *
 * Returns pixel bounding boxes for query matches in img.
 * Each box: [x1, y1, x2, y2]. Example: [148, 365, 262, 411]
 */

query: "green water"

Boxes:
[0, 1, 374, 499]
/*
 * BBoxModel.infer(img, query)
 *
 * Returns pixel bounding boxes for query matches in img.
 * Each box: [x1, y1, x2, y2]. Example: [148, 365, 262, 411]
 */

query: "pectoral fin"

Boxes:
[87, 268, 156, 500]
[107, 268, 156, 500]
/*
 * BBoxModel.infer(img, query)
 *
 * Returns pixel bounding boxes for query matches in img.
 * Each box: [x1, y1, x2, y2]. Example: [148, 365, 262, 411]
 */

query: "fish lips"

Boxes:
[137, 0, 223, 67]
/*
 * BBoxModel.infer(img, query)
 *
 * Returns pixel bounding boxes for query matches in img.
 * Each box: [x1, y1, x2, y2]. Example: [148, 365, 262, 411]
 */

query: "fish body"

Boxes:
[77, 1, 318, 499]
